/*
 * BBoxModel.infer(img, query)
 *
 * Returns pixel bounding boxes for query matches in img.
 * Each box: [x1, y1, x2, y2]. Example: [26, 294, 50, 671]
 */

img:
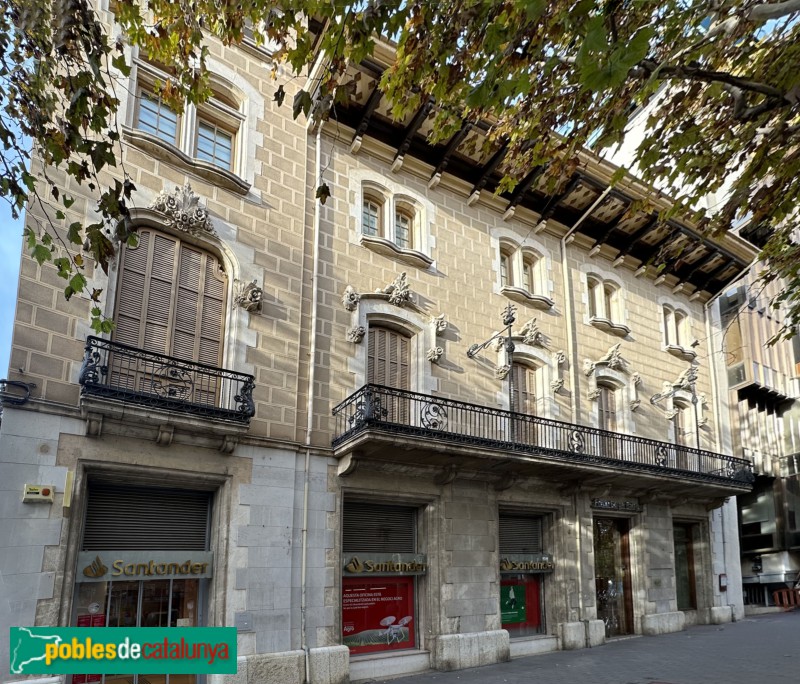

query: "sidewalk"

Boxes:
[364, 611, 799, 684]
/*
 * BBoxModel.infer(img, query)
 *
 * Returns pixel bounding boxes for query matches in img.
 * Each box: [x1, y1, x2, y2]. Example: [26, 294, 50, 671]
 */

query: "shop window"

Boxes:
[342, 501, 420, 654]
[499, 513, 546, 637]
[72, 481, 212, 684]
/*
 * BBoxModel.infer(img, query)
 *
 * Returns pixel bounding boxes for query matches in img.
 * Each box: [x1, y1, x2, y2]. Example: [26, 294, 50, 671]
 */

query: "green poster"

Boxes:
[501, 585, 526, 624]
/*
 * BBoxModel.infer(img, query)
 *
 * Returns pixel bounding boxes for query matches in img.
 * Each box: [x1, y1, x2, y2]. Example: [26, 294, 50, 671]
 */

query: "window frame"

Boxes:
[585, 272, 630, 337]
[497, 241, 554, 310]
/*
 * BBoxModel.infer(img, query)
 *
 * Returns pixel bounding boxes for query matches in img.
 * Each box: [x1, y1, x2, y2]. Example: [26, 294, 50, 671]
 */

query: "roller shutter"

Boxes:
[82, 482, 211, 551]
[343, 502, 415, 553]
[499, 514, 542, 554]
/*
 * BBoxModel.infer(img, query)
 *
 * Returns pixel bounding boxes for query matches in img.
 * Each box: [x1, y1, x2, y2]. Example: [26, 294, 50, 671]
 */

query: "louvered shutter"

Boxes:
[343, 502, 416, 553]
[82, 482, 211, 551]
[499, 514, 543, 554]
[113, 230, 227, 402]
[512, 365, 536, 415]
[367, 326, 409, 389]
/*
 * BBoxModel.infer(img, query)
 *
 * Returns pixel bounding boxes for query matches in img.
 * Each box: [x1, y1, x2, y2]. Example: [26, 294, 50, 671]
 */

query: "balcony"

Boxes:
[332, 385, 755, 497]
[78, 336, 255, 452]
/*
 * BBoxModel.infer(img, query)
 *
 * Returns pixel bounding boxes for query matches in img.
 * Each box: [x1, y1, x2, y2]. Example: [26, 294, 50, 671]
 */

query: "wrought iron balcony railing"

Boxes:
[332, 384, 754, 485]
[79, 336, 255, 423]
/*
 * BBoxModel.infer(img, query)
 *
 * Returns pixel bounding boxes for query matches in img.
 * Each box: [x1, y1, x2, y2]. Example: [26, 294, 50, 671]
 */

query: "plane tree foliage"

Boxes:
[1, 0, 799, 336]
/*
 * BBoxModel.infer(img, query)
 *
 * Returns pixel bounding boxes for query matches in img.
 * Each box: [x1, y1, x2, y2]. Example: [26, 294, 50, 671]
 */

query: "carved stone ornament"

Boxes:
[587, 388, 601, 400]
[234, 279, 263, 314]
[381, 271, 411, 307]
[550, 378, 564, 393]
[342, 285, 361, 311]
[666, 408, 679, 421]
[629, 399, 641, 412]
[432, 313, 448, 335]
[518, 318, 543, 346]
[347, 326, 366, 344]
[698, 416, 708, 427]
[631, 371, 642, 387]
[427, 346, 444, 364]
[597, 343, 625, 371]
[583, 359, 596, 376]
[554, 350, 566, 366]
[495, 364, 511, 380]
[150, 182, 215, 236]
[676, 364, 698, 390]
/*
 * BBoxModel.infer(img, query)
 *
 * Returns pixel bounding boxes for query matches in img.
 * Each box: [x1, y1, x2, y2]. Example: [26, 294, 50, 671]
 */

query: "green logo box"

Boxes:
[10, 627, 237, 675]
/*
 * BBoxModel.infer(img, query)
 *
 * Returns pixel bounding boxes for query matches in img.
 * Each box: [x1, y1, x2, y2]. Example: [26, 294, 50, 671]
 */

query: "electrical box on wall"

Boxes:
[22, 484, 55, 503]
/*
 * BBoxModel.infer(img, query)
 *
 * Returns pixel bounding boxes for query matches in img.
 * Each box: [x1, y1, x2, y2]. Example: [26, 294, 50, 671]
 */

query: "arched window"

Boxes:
[674, 310, 687, 347]
[588, 276, 601, 319]
[394, 204, 414, 250]
[663, 306, 674, 346]
[500, 245, 514, 288]
[112, 228, 227, 404]
[522, 254, 539, 294]
[512, 364, 537, 415]
[362, 194, 383, 237]
[597, 384, 617, 433]
[603, 283, 617, 321]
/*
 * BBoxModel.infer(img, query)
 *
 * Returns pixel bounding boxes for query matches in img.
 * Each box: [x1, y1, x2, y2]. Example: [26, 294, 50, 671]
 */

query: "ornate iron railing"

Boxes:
[79, 336, 255, 423]
[332, 384, 754, 485]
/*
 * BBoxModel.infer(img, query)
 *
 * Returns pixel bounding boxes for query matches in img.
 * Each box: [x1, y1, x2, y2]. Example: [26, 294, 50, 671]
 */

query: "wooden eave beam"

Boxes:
[506, 164, 547, 211]
[351, 86, 383, 145]
[541, 175, 583, 222]
[589, 201, 632, 247]
[431, 120, 473, 178]
[470, 141, 509, 195]
[616, 216, 660, 257]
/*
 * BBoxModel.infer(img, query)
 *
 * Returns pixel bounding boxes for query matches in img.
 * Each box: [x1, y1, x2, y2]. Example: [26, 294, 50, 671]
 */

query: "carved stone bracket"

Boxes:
[433, 464, 458, 486]
[338, 453, 360, 477]
[550, 378, 564, 393]
[588, 388, 601, 400]
[342, 285, 361, 311]
[495, 364, 510, 380]
[517, 318, 544, 347]
[554, 350, 566, 367]
[494, 472, 518, 491]
[234, 280, 263, 314]
[432, 313, 448, 336]
[427, 346, 444, 364]
[347, 326, 366, 344]
[150, 182, 216, 236]
[583, 359, 596, 376]
[156, 424, 174, 446]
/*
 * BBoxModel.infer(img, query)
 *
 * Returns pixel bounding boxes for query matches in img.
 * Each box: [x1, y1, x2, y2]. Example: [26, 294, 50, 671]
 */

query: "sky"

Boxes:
[0, 201, 23, 375]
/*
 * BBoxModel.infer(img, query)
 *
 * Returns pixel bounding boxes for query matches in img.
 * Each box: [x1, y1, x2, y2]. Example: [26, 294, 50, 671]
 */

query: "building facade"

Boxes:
[709, 266, 800, 606]
[1, 12, 758, 684]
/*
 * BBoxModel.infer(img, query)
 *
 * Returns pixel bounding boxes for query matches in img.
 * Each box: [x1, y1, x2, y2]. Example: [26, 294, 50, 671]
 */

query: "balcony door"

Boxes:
[367, 325, 410, 423]
[593, 517, 634, 637]
[112, 229, 227, 405]
[512, 364, 538, 447]
[597, 384, 619, 458]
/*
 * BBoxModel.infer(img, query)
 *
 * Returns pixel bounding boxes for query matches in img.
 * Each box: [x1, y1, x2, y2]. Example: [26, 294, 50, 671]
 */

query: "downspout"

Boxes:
[559, 184, 612, 624]
[300, 125, 323, 684]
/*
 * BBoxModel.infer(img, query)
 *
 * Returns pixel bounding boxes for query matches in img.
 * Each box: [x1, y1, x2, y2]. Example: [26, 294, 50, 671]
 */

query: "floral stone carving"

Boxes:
[234, 280, 263, 314]
[342, 285, 361, 311]
[150, 182, 215, 236]
[347, 326, 366, 344]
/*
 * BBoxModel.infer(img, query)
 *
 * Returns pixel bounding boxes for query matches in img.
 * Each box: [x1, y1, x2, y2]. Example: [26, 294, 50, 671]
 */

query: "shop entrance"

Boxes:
[593, 517, 634, 637]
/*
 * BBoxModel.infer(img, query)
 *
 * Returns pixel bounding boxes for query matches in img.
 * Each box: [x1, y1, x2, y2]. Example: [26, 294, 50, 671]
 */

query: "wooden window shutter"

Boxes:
[512, 365, 536, 415]
[114, 229, 227, 363]
[368, 326, 410, 390]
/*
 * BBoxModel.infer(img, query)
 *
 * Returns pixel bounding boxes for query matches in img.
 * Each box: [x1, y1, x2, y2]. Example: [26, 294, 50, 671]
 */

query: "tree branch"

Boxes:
[747, 0, 800, 22]
[633, 59, 785, 99]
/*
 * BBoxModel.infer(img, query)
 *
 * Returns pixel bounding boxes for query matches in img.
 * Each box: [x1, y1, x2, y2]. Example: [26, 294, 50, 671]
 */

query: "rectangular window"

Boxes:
[136, 92, 179, 144]
[499, 513, 545, 637]
[196, 120, 234, 170]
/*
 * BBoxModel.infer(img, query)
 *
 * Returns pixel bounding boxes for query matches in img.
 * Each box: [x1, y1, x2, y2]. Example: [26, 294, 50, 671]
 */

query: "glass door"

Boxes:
[593, 517, 634, 637]
[72, 579, 203, 684]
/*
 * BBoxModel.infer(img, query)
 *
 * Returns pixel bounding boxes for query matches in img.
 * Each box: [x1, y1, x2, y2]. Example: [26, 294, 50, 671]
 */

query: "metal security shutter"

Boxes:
[499, 514, 542, 554]
[82, 483, 211, 551]
[343, 502, 415, 553]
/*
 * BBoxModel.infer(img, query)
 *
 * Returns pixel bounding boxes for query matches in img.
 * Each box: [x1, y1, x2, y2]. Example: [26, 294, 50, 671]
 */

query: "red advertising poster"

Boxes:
[500, 575, 542, 637]
[342, 576, 415, 654]
[73, 613, 106, 683]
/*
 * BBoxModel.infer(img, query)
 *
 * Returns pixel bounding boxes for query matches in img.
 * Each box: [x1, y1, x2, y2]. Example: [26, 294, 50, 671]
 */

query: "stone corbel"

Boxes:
[432, 313, 448, 336]
[156, 424, 174, 446]
[338, 453, 360, 477]
[494, 472, 518, 491]
[495, 364, 511, 380]
[433, 464, 458, 486]
[220, 435, 238, 454]
[517, 318, 544, 347]
[85, 412, 103, 437]
[629, 372, 642, 412]
[551, 350, 567, 394]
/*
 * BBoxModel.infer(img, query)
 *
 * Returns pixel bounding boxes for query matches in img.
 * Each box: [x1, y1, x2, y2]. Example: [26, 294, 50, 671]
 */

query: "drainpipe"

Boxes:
[559, 184, 612, 622]
[300, 125, 323, 684]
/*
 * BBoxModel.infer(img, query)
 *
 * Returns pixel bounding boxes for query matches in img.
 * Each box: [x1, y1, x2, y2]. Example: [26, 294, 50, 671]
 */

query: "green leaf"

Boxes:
[274, 85, 286, 107]
[31, 244, 52, 265]
[293, 89, 313, 119]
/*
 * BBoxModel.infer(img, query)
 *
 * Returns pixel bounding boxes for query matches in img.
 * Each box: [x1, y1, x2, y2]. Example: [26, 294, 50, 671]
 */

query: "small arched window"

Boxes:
[500, 246, 514, 288]
[603, 283, 617, 321]
[362, 194, 383, 237]
[674, 310, 687, 347]
[663, 306, 674, 346]
[587, 276, 601, 318]
[522, 254, 539, 294]
[394, 203, 414, 250]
